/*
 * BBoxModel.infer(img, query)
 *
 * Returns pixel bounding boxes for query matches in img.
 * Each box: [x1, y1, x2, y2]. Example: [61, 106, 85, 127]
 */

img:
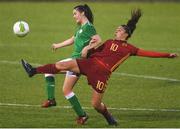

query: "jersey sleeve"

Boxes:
[84, 24, 97, 38]
[129, 44, 139, 56]
[136, 49, 170, 58]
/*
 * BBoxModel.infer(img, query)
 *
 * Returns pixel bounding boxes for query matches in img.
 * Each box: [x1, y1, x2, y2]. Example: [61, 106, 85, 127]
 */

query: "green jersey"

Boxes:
[72, 22, 97, 58]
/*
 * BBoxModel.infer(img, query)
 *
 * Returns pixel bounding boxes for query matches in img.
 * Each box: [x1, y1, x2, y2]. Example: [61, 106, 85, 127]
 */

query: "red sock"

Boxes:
[36, 64, 59, 74]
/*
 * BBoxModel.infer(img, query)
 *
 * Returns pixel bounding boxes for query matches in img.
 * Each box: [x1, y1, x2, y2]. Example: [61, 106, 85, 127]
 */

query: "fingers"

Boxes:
[169, 53, 179, 58]
[52, 44, 57, 52]
[176, 53, 179, 57]
[90, 35, 100, 44]
[90, 38, 96, 44]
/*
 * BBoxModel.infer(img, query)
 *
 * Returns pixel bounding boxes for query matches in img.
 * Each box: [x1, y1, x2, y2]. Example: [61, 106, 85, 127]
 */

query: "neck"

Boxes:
[115, 37, 127, 41]
[80, 17, 88, 25]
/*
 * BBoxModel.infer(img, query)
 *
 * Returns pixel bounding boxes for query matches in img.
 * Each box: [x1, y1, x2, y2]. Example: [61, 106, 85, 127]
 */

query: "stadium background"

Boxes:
[0, 0, 180, 128]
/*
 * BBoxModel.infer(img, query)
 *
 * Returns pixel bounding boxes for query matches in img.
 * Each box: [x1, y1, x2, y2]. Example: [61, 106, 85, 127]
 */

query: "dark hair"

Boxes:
[74, 4, 94, 24]
[122, 8, 142, 39]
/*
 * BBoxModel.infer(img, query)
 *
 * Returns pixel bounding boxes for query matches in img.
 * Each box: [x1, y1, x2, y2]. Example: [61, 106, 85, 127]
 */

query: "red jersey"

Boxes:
[35, 39, 172, 93]
[90, 39, 138, 72]
[75, 39, 171, 93]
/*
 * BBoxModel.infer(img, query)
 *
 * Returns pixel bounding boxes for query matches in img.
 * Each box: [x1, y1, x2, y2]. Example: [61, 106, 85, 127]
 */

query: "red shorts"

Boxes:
[76, 58, 111, 93]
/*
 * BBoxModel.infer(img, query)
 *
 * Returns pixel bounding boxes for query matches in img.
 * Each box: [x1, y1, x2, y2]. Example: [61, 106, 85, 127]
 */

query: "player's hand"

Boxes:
[90, 35, 101, 44]
[90, 37, 97, 44]
[81, 46, 89, 58]
[52, 43, 59, 52]
[169, 53, 179, 58]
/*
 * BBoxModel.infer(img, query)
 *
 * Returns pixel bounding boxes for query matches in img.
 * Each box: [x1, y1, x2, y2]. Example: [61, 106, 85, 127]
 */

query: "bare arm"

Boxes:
[52, 36, 74, 51]
[81, 34, 102, 58]
[137, 49, 178, 58]
[89, 34, 102, 49]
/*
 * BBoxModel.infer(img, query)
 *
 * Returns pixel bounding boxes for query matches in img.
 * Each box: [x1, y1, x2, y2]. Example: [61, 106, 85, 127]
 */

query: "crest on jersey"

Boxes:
[79, 29, 83, 33]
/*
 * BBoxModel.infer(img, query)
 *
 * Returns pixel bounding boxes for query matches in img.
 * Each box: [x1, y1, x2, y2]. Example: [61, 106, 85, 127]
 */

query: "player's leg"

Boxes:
[21, 59, 80, 77]
[63, 73, 88, 125]
[41, 74, 56, 108]
[91, 90, 117, 126]
[41, 58, 74, 108]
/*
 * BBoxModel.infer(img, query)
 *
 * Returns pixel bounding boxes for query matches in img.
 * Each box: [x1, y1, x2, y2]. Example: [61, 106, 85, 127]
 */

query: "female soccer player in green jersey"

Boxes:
[42, 4, 101, 124]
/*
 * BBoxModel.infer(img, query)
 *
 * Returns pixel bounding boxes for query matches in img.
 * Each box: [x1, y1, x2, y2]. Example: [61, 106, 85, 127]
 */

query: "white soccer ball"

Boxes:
[13, 21, 29, 37]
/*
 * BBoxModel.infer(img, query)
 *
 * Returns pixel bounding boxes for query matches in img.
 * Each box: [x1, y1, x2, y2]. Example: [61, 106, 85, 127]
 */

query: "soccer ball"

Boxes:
[13, 21, 29, 37]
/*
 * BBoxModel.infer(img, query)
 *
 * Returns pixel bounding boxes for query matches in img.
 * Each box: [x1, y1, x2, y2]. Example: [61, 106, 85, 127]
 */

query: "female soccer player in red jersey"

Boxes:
[21, 9, 178, 125]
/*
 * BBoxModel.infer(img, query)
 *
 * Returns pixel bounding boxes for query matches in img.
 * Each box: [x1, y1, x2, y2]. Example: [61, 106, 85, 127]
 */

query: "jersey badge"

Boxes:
[79, 29, 83, 33]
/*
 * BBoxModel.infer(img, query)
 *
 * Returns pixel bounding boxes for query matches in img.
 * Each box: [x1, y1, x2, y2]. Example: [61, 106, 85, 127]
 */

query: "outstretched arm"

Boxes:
[52, 36, 74, 51]
[136, 49, 178, 58]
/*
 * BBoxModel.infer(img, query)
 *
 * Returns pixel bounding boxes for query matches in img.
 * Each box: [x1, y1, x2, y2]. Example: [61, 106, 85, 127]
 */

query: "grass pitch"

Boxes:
[0, 1, 180, 128]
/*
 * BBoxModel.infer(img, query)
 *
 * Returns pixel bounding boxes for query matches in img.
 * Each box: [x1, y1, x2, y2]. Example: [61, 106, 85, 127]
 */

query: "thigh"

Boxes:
[56, 59, 80, 73]
[76, 58, 110, 93]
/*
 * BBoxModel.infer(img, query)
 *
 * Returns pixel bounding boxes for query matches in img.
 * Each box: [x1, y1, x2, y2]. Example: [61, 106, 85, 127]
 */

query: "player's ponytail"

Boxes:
[74, 4, 94, 24]
[122, 8, 142, 39]
[83, 4, 94, 24]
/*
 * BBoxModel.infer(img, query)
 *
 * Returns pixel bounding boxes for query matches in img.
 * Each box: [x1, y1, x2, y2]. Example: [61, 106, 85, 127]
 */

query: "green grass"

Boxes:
[0, 1, 180, 128]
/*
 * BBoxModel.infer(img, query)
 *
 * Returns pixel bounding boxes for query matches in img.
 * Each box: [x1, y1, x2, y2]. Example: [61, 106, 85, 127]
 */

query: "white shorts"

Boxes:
[45, 58, 80, 78]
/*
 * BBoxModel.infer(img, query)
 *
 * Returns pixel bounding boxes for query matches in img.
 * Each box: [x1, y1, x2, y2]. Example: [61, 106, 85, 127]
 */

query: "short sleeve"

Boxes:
[84, 24, 97, 38]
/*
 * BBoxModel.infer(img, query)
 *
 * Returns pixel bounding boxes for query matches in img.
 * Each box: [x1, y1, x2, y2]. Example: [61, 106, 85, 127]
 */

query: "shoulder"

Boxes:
[104, 39, 113, 43]
[126, 42, 138, 48]
[84, 22, 95, 30]
[86, 22, 94, 27]
[82, 22, 96, 35]
[126, 42, 139, 55]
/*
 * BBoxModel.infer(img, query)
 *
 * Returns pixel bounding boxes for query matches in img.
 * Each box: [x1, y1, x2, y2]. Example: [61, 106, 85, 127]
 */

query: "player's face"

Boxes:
[115, 26, 128, 40]
[73, 9, 84, 24]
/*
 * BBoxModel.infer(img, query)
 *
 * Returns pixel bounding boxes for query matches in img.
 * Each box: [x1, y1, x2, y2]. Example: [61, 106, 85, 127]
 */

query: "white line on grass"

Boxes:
[146, 48, 180, 52]
[0, 60, 180, 82]
[0, 60, 40, 66]
[113, 72, 180, 82]
[0, 102, 180, 112]
[0, 43, 47, 47]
